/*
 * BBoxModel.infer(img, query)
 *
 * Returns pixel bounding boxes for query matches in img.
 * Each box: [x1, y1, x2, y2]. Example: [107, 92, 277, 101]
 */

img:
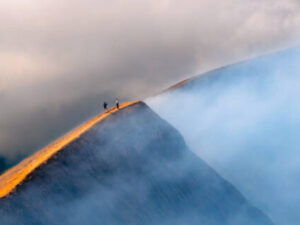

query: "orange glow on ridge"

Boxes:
[0, 101, 139, 198]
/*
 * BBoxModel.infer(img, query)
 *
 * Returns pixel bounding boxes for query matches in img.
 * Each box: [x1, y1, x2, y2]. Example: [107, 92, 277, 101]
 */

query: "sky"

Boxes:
[1, 0, 300, 164]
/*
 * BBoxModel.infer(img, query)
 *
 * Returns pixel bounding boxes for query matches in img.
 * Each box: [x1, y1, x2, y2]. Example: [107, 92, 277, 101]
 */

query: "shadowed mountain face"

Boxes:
[147, 47, 300, 225]
[0, 102, 272, 225]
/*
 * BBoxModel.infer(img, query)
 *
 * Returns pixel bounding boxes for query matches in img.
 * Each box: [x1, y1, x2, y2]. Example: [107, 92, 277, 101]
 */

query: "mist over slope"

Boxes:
[0, 102, 272, 225]
[147, 46, 300, 225]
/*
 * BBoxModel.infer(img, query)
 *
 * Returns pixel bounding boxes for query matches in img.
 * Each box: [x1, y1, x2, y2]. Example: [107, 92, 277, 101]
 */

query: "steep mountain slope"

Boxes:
[147, 46, 300, 225]
[0, 101, 138, 198]
[0, 102, 272, 225]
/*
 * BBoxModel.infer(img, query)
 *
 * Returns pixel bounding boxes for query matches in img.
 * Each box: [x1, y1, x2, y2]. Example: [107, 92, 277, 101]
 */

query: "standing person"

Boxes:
[103, 102, 108, 112]
[116, 98, 119, 109]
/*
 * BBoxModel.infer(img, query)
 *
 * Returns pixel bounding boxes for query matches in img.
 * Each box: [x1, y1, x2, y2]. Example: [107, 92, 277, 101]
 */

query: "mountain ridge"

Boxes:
[0, 101, 139, 198]
[0, 101, 273, 225]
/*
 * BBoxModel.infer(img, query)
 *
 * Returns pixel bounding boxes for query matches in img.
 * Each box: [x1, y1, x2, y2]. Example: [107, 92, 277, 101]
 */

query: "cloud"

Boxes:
[146, 47, 300, 225]
[0, 0, 300, 165]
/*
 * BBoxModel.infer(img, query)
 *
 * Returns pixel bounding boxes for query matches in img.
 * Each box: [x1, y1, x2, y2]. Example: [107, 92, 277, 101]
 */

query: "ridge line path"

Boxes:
[0, 101, 139, 198]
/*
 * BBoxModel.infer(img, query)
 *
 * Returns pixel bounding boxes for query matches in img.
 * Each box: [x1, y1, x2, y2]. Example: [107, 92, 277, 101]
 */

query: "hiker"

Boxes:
[116, 98, 119, 109]
[103, 102, 108, 111]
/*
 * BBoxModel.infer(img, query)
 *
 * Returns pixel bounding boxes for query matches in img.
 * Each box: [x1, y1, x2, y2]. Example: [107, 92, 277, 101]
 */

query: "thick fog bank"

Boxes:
[147, 47, 300, 225]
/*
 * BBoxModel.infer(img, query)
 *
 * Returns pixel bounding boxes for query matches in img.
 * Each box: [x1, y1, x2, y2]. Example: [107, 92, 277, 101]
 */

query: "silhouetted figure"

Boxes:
[103, 102, 108, 111]
[116, 98, 119, 109]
